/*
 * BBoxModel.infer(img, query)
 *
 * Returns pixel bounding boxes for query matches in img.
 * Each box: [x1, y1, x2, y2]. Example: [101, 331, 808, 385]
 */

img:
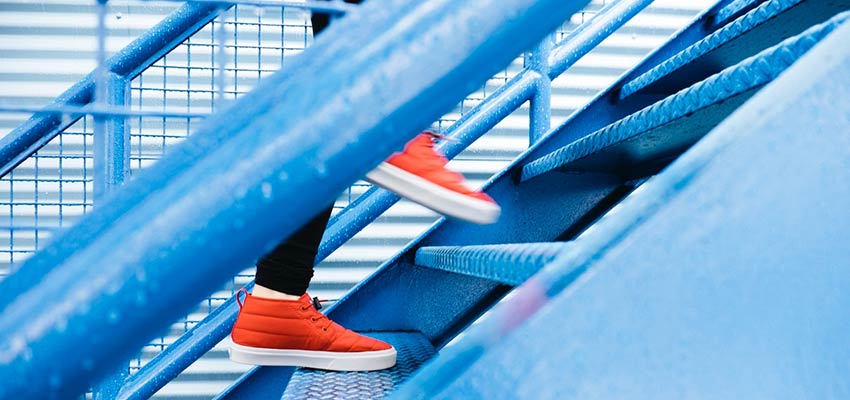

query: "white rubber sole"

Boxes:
[229, 342, 397, 371]
[366, 162, 501, 225]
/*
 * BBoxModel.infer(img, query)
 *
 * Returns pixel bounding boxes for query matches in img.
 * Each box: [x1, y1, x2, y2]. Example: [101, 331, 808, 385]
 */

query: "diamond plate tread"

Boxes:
[621, 0, 850, 99]
[415, 243, 571, 286]
[715, 0, 764, 25]
[620, 0, 805, 99]
[280, 331, 436, 400]
[521, 11, 848, 182]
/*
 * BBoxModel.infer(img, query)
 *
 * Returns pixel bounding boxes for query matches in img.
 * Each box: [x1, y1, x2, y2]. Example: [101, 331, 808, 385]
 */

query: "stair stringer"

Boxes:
[400, 18, 850, 399]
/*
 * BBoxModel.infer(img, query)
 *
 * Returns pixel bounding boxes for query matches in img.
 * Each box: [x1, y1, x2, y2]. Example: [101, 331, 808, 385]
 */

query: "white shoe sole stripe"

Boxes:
[229, 342, 397, 371]
[366, 162, 500, 225]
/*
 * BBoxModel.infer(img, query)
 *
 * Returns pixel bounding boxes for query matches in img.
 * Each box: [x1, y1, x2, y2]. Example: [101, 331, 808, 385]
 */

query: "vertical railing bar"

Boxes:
[59, 121, 64, 230]
[528, 34, 553, 144]
[187, 33, 193, 138]
[92, 0, 131, 397]
[137, 74, 144, 171]
[216, 10, 229, 109]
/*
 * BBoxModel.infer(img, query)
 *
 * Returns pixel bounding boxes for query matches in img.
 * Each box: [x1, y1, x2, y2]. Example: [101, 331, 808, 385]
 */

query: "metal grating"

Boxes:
[281, 331, 436, 400]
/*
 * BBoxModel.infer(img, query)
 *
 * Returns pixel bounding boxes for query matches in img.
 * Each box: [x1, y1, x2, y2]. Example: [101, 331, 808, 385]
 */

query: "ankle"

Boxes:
[252, 284, 302, 301]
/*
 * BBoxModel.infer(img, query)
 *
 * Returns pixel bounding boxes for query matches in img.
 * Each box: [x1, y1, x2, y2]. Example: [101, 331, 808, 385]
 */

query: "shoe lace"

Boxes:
[423, 130, 459, 143]
[236, 287, 249, 310]
[302, 297, 338, 331]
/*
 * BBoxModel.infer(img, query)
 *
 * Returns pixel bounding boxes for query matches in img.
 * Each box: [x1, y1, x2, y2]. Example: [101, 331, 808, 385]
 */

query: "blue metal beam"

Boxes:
[93, 73, 130, 202]
[0, 0, 590, 398]
[404, 18, 850, 398]
[528, 37, 552, 144]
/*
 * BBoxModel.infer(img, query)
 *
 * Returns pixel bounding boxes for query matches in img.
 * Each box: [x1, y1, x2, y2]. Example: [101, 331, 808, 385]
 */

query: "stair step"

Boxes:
[415, 243, 570, 286]
[280, 331, 435, 400]
[619, 0, 850, 99]
[714, 0, 765, 26]
[520, 11, 848, 182]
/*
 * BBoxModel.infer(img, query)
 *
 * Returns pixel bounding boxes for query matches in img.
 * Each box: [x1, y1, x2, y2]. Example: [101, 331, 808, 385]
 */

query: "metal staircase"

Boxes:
[1, 0, 849, 399]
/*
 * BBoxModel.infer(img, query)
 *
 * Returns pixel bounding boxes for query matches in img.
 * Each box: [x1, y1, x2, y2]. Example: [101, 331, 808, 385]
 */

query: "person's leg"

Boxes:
[230, 2, 395, 371]
[252, 205, 332, 299]
[250, 0, 364, 301]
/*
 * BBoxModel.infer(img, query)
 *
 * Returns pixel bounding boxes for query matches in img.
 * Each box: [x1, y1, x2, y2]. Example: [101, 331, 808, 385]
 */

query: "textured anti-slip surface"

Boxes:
[521, 11, 849, 182]
[415, 243, 570, 286]
[281, 331, 436, 400]
[620, 0, 806, 98]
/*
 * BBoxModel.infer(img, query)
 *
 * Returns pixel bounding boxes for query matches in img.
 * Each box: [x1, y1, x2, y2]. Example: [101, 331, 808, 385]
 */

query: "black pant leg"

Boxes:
[254, 0, 367, 295]
[253, 2, 364, 295]
[311, 0, 364, 34]
[254, 205, 334, 295]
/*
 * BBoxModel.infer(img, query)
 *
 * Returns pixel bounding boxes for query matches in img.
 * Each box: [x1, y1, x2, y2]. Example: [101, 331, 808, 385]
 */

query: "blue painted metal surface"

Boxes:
[142, 0, 355, 13]
[115, 284, 253, 400]
[0, 0, 591, 398]
[715, 0, 767, 24]
[0, 104, 207, 119]
[0, 2, 225, 179]
[227, 1, 688, 383]
[280, 332, 436, 400]
[124, 1, 653, 390]
[114, 67, 541, 400]
[402, 18, 850, 398]
[522, 11, 849, 181]
[547, 0, 655, 80]
[512, 0, 732, 171]
[124, 2, 663, 390]
[528, 37, 552, 144]
[619, 0, 850, 99]
[92, 73, 130, 202]
[214, 366, 295, 400]
[414, 243, 570, 286]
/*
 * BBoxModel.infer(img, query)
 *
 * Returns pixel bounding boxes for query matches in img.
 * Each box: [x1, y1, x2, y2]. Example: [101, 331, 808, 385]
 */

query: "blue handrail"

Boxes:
[0, 0, 591, 398]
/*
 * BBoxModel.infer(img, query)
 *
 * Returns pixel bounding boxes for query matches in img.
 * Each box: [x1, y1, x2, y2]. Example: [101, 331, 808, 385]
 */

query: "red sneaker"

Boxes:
[229, 292, 396, 371]
[366, 132, 501, 225]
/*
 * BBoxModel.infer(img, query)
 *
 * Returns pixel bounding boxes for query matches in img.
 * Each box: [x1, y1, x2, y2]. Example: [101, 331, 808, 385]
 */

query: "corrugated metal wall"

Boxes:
[0, 0, 712, 397]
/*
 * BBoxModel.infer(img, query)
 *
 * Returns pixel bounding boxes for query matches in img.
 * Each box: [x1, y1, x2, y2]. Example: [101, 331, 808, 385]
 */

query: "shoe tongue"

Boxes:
[410, 134, 448, 166]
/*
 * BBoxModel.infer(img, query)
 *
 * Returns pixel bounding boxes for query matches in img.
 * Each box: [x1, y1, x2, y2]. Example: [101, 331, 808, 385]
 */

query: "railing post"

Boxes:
[528, 35, 553, 144]
[93, 72, 130, 202]
[91, 0, 131, 397]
